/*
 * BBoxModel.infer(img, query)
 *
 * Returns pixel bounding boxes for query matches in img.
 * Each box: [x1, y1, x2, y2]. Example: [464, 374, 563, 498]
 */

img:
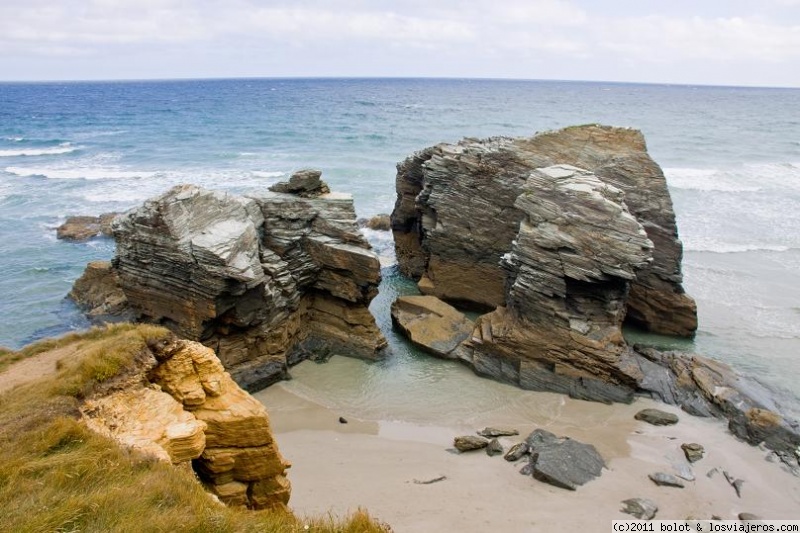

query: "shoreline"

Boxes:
[256, 373, 800, 531]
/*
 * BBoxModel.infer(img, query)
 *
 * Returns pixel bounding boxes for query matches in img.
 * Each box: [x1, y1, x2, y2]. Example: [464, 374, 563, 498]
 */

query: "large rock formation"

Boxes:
[390, 128, 800, 461]
[82, 336, 291, 509]
[71, 173, 386, 391]
[392, 124, 696, 336]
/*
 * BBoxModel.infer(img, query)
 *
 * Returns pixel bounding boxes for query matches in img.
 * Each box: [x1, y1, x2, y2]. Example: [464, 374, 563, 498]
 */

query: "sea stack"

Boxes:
[70, 171, 386, 391]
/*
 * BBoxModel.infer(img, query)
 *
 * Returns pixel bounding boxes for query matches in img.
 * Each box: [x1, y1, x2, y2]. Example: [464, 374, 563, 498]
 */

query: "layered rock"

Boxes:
[392, 124, 696, 335]
[390, 295, 473, 359]
[71, 174, 386, 391]
[82, 337, 291, 509]
[458, 164, 655, 403]
[57, 212, 118, 241]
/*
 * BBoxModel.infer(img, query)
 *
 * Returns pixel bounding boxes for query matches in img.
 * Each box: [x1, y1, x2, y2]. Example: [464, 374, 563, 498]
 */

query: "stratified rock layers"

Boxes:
[74, 180, 386, 391]
[82, 338, 291, 509]
[392, 124, 697, 336]
[463, 164, 654, 403]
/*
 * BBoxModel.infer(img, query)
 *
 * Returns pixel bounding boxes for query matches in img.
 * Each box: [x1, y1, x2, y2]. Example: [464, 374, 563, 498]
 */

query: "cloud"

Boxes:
[0, 0, 798, 85]
[598, 15, 800, 63]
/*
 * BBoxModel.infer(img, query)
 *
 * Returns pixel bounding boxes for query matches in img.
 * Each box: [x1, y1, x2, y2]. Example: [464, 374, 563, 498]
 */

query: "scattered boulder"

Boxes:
[681, 443, 705, 463]
[724, 471, 745, 498]
[268, 169, 330, 197]
[504, 442, 529, 462]
[486, 438, 504, 457]
[57, 212, 118, 241]
[739, 513, 763, 521]
[524, 429, 605, 490]
[390, 295, 473, 359]
[477, 427, 519, 438]
[338, 417, 348, 424]
[648, 472, 685, 488]
[635, 408, 679, 426]
[454, 435, 489, 452]
[621, 498, 658, 520]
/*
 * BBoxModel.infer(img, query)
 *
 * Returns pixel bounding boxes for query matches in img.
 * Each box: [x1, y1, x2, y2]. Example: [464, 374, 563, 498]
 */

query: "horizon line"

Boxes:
[0, 75, 797, 91]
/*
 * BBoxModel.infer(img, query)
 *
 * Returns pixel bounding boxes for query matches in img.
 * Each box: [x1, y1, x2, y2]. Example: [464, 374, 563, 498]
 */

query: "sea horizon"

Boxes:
[2, 74, 799, 91]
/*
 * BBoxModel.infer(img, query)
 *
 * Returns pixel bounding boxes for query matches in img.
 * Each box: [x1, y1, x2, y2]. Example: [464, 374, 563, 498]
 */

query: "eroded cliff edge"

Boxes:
[71, 172, 386, 391]
[81, 333, 291, 509]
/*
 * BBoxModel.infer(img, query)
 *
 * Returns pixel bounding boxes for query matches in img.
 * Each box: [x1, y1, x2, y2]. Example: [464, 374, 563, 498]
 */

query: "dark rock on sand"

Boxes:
[486, 438, 504, 457]
[681, 443, 705, 463]
[648, 472, 685, 488]
[635, 408, 679, 426]
[504, 442, 529, 462]
[524, 429, 605, 490]
[477, 427, 519, 438]
[621, 498, 658, 520]
[454, 435, 489, 452]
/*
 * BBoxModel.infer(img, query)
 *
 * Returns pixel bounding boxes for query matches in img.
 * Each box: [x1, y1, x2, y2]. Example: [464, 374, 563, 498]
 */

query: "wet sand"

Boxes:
[256, 382, 800, 532]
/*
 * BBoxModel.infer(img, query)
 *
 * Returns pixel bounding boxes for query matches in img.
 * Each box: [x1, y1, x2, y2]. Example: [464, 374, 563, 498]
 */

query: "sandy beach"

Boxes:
[256, 377, 800, 532]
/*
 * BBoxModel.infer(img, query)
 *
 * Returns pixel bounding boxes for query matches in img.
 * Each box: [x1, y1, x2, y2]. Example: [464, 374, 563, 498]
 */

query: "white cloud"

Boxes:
[598, 15, 800, 63]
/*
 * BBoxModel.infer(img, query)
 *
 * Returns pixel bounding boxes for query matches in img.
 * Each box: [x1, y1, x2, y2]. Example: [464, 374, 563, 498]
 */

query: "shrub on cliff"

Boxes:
[0, 324, 390, 532]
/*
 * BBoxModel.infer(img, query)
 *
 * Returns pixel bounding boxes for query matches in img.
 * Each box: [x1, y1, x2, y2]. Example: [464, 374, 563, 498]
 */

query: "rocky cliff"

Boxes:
[392, 124, 697, 336]
[82, 335, 291, 509]
[71, 172, 386, 391]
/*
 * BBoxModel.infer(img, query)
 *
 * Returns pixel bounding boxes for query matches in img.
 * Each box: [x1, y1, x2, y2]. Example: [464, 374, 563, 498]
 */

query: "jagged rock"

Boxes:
[681, 443, 705, 463]
[486, 438, 504, 456]
[390, 295, 473, 359]
[357, 214, 391, 231]
[504, 442, 529, 461]
[635, 408, 679, 426]
[634, 346, 800, 461]
[268, 169, 330, 197]
[81, 338, 291, 510]
[454, 435, 489, 452]
[397, 163, 653, 404]
[69, 261, 133, 322]
[70, 183, 386, 391]
[392, 125, 696, 336]
[56, 212, 118, 241]
[477, 427, 519, 438]
[621, 498, 658, 520]
[649, 472, 685, 488]
[524, 429, 605, 490]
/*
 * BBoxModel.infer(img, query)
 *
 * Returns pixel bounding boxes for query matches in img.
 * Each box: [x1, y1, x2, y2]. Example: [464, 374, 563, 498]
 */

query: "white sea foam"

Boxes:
[251, 170, 284, 179]
[4, 136, 24, 142]
[5, 165, 156, 180]
[664, 167, 762, 193]
[0, 143, 77, 157]
[684, 242, 792, 254]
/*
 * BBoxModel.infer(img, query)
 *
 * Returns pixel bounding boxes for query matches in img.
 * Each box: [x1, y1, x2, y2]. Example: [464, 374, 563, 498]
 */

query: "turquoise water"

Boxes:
[1, 78, 798, 406]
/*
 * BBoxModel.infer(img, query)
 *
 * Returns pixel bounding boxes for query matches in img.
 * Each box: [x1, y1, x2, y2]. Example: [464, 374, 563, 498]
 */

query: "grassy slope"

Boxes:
[0, 324, 389, 533]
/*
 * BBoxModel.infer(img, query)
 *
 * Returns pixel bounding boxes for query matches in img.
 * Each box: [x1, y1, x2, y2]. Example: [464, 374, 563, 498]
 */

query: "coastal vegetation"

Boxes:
[0, 324, 389, 532]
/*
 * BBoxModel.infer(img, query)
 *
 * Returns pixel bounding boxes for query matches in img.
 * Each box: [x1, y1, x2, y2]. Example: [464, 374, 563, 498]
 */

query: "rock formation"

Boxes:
[392, 124, 696, 336]
[81, 336, 291, 509]
[57, 213, 118, 241]
[71, 171, 386, 391]
[391, 126, 800, 461]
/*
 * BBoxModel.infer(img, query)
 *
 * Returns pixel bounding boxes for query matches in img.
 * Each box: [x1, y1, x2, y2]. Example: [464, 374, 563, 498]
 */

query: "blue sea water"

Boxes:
[1, 78, 799, 407]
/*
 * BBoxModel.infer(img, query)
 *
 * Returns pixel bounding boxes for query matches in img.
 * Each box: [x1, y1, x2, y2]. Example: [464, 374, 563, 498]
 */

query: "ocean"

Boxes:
[1, 78, 798, 413]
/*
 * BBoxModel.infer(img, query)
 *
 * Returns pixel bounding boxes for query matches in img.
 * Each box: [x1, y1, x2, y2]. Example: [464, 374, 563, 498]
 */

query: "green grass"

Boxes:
[0, 324, 390, 533]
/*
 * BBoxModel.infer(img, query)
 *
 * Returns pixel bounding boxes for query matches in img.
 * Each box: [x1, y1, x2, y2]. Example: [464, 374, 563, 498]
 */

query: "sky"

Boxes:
[0, 0, 799, 87]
